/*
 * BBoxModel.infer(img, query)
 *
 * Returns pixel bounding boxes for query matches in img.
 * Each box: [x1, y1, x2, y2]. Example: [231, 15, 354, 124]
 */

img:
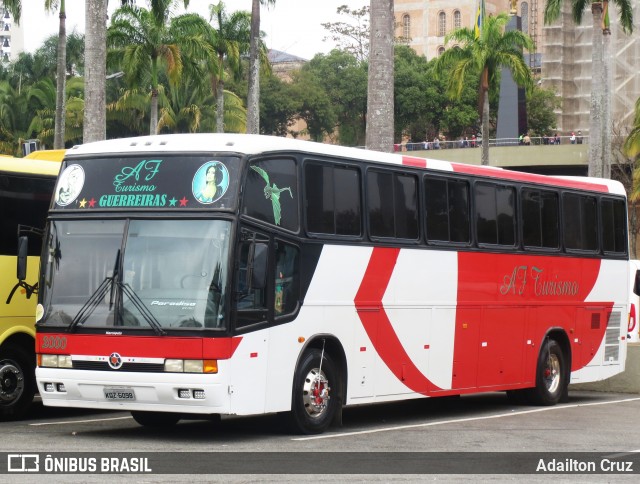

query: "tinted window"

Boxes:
[368, 170, 418, 240]
[275, 240, 300, 316]
[563, 193, 597, 251]
[0, 173, 55, 256]
[305, 162, 361, 236]
[475, 183, 515, 246]
[601, 197, 627, 254]
[522, 188, 559, 249]
[425, 176, 470, 243]
[368, 171, 394, 237]
[243, 159, 298, 231]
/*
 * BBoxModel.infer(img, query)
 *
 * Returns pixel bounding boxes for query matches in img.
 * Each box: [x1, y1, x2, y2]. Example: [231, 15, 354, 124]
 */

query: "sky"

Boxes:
[21, 0, 369, 61]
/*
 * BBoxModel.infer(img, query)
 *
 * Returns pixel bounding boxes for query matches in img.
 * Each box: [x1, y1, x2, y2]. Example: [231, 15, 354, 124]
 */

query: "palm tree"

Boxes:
[156, 76, 247, 134]
[0, 78, 52, 154]
[434, 12, 533, 165]
[84, 0, 108, 144]
[206, 2, 251, 133]
[365, 0, 394, 153]
[84, 1, 192, 143]
[544, 1, 633, 178]
[107, 1, 210, 135]
[246, 0, 275, 134]
[3, 0, 67, 149]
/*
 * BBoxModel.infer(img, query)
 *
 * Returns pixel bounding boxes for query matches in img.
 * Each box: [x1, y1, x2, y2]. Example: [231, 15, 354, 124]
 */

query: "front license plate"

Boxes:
[104, 387, 136, 401]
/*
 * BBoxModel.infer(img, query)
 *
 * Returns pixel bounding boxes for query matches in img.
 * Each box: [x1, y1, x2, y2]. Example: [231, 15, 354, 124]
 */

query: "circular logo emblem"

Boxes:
[55, 164, 85, 206]
[108, 352, 123, 370]
[192, 161, 230, 204]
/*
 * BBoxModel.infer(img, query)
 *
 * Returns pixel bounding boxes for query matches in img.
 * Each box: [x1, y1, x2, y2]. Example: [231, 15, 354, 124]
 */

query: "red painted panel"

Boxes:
[451, 164, 610, 193]
[401, 156, 427, 168]
[456, 253, 610, 380]
[37, 333, 242, 360]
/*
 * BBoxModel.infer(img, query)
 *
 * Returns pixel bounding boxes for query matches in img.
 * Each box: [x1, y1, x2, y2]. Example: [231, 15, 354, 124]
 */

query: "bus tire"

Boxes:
[525, 339, 566, 406]
[0, 346, 35, 420]
[287, 348, 339, 435]
[131, 411, 181, 427]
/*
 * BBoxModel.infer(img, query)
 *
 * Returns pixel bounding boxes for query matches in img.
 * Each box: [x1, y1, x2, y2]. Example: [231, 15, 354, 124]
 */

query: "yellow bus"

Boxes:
[0, 151, 63, 419]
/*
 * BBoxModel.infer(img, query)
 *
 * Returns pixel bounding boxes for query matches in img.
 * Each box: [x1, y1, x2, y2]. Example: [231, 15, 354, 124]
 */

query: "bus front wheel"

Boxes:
[526, 339, 566, 406]
[0, 346, 35, 420]
[131, 411, 181, 427]
[287, 348, 339, 435]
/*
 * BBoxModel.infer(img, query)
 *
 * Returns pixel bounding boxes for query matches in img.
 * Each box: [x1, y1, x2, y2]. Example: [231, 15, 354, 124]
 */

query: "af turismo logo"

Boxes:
[108, 352, 123, 370]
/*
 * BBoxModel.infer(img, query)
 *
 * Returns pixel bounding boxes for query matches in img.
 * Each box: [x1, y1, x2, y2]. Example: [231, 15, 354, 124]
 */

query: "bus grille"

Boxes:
[72, 361, 165, 372]
[603, 311, 621, 363]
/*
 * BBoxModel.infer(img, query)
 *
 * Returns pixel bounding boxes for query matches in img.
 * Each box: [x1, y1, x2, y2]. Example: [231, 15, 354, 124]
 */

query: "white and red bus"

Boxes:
[34, 134, 630, 434]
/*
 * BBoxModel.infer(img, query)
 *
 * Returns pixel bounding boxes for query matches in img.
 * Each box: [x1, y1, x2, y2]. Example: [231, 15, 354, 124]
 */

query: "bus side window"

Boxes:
[274, 240, 300, 316]
[236, 233, 269, 327]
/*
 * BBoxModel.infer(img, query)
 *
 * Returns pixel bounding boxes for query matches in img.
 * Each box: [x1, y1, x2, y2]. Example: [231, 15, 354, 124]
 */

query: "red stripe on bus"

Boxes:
[37, 334, 243, 360]
[401, 156, 427, 168]
[355, 247, 442, 394]
[451, 164, 610, 193]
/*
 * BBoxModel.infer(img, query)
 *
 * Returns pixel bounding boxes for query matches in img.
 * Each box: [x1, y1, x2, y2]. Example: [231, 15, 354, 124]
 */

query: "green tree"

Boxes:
[4, 0, 68, 148]
[205, 2, 251, 133]
[321, 5, 370, 63]
[107, 1, 211, 134]
[366, 0, 394, 153]
[526, 85, 561, 137]
[259, 74, 300, 137]
[302, 50, 368, 146]
[544, 0, 633, 178]
[290, 70, 337, 142]
[157, 74, 246, 134]
[394, 46, 477, 144]
[434, 12, 533, 165]
[0, 78, 52, 154]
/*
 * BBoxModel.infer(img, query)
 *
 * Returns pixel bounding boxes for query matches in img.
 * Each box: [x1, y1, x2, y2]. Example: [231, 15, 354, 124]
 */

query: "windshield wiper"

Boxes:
[67, 250, 121, 332]
[118, 282, 166, 336]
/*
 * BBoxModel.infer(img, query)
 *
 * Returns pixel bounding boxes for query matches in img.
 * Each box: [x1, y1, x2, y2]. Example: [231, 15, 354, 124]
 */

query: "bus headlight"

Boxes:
[39, 354, 73, 368]
[164, 359, 218, 374]
[183, 360, 203, 373]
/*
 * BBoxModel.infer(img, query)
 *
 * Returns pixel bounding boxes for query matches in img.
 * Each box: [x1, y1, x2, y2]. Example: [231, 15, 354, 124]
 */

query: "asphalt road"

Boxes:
[2, 390, 640, 482]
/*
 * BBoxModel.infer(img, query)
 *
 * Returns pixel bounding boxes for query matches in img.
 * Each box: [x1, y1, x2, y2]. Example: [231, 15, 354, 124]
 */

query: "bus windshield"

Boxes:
[39, 219, 231, 331]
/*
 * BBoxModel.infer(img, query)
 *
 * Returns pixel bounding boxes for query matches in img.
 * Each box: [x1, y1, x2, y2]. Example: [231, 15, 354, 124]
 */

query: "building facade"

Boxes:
[394, 1, 640, 136]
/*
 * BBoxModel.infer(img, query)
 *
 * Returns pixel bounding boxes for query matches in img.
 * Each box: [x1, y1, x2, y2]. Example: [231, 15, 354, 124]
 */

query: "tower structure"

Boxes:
[0, 3, 25, 63]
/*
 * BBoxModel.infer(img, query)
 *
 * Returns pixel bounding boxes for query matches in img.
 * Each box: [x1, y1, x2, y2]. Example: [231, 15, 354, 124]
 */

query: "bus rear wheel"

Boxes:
[526, 339, 566, 406]
[131, 411, 181, 427]
[0, 346, 35, 420]
[287, 348, 339, 435]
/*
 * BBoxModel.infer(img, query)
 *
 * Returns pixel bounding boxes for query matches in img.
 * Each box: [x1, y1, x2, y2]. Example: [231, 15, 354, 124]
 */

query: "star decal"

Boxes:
[169, 197, 177, 207]
[88, 198, 96, 208]
[79, 198, 87, 208]
[179, 197, 188, 207]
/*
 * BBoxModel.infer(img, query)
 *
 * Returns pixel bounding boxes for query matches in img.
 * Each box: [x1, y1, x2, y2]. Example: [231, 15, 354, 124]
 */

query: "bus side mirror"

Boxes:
[248, 242, 268, 290]
[17, 236, 28, 281]
[634, 270, 640, 297]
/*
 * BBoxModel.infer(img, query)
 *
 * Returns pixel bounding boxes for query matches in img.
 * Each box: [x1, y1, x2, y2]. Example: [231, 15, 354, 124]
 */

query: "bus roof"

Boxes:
[0, 155, 62, 177]
[65, 134, 625, 196]
[24, 149, 66, 162]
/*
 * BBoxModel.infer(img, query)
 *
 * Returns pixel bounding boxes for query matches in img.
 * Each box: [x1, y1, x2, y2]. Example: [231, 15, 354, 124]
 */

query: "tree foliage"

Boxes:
[321, 5, 370, 63]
